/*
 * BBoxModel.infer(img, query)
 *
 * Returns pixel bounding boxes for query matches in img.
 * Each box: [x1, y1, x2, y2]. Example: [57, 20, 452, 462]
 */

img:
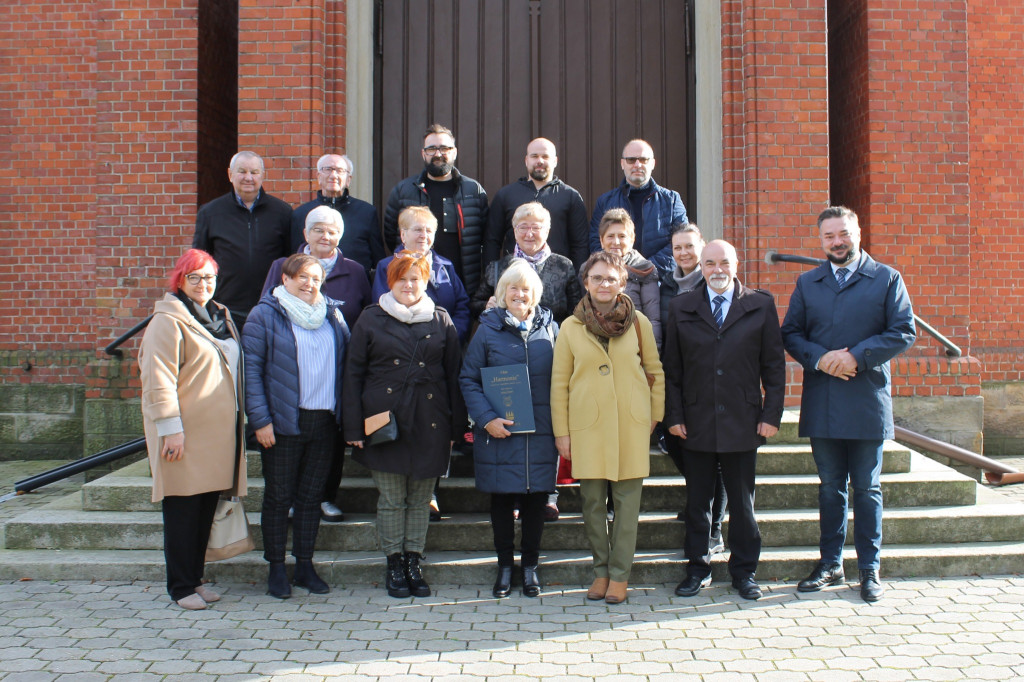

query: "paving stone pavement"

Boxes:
[0, 575, 1022, 681]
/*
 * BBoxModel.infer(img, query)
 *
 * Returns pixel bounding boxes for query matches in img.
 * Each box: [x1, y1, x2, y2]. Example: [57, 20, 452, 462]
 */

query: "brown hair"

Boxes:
[580, 251, 627, 287]
[281, 253, 325, 279]
[598, 208, 634, 239]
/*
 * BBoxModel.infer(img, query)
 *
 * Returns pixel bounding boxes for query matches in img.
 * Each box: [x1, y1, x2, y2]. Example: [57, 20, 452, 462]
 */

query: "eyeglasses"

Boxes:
[318, 166, 349, 175]
[308, 227, 341, 238]
[423, 146, 455, 156]
[233, 168, 263, 176]
[403, 227, 435, 236]
[622, 157, 651, 166]
[587, 275, 621, 286]
[514, 224, 545, 233]
[185, 274, 217, 285]
[294, 274, 323, 286]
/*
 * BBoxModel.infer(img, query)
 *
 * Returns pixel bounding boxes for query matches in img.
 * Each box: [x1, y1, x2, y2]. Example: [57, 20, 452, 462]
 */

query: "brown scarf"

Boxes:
[574, 292, 636, 340]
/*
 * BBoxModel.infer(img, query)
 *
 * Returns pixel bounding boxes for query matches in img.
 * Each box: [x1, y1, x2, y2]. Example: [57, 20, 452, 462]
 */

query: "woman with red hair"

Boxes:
[343, 250, 466, 598]
[139, 249, 247, 610]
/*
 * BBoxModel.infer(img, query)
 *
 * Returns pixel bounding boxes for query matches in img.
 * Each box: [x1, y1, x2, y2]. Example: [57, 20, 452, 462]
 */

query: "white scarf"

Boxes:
[272, 285, 327, 330]
[378, 291, 436, 324]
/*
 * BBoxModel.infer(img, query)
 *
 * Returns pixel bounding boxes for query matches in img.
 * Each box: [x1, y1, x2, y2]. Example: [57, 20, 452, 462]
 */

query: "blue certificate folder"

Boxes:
[480, 364, 536, 433]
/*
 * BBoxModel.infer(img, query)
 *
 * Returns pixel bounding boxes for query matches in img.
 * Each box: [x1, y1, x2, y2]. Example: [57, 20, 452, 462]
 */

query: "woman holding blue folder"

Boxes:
[460, 259, 559, 598]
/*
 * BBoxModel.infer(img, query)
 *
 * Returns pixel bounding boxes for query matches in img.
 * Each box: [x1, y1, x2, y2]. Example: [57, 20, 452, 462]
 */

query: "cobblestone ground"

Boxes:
[0, 576, 1022, 681]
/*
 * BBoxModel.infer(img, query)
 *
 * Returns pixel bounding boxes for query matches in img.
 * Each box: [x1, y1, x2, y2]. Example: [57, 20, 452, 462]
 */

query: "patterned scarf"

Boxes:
[272, 285, 327, 330]
[573, 291, 636, 340]
[514, 243, 551, 268]
[378, 291, 436, 324]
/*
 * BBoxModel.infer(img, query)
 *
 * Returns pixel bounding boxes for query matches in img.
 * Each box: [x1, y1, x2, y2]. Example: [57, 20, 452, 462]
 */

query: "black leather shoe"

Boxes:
[797, 563, 845, 592]
[403, 552, 431, 597]
[492, 565, 513, 598]
[732, 576, 762, 600]
[385, 553, 411, 598]
[674, 573, 712, 597]
[859, 569, 884, 602]
[267, 562, 291, 599]
[522, 566, 541, 598]
[708, 533, 725, 555]
[293, 560, 330, 594]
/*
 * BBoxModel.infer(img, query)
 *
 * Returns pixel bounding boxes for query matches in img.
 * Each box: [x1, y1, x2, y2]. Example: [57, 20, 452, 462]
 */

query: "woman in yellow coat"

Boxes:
[551, 251, 665, 604]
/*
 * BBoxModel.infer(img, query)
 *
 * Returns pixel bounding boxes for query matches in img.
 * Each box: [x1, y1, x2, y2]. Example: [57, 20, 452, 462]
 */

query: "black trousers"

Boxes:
[683, 448, 761, 580]
[162, 490, 220, 600]
[321, 426, 346, 505]
[260, 409, 335, 563]
[491, 492, 548, 567]
[666, 432, 728, 535]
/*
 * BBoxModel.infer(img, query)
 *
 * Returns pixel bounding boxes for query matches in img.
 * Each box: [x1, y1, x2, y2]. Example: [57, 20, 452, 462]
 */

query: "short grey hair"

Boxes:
[305, 205, 345, 238]
[229, 151, 263, 171]
[511, 201, 551, 228]
[316, 153, 354, 174]
[494, 259, 544, 311]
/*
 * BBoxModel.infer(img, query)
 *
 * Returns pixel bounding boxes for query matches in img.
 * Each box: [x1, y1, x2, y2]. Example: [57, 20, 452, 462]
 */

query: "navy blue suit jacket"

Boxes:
[781, 252, 916, 440]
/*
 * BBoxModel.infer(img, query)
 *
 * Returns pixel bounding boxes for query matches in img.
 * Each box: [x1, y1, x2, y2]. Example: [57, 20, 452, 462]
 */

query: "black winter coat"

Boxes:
[342, 304, 467, 479]
[471, 253, 583, 324]
[459, 307, 559, 494]
[382, 168, 488, 295]
[483, 177, 590, 269]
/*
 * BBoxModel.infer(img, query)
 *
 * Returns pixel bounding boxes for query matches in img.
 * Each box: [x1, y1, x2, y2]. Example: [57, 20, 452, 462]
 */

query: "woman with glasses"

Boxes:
[596, 208, 662, 349]
[140, 249, 247, 610]
[344, 250, 466, 598]
[264, 205, 370, 523]
[550, 251, 665, 605]
[243, 254, 350, 599]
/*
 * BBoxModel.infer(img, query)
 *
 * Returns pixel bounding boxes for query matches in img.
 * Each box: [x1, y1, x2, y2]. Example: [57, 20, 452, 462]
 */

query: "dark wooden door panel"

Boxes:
[376, 0, 691, 214]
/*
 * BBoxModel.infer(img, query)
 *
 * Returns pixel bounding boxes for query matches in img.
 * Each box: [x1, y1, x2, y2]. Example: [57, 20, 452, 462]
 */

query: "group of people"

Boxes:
[139, 124, 916, 611]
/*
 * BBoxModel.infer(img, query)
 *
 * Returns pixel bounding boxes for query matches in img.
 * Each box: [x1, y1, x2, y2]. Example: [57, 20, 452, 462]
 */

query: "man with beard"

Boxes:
[664, 240, 786, 601]
[193, 150, 291, 328]
[482, 138, 589, 271]
[590, 139, 687, 279]
[291, 153, 385, 279]
[781, 206, 916, 602]
[383, 124, 488, 295]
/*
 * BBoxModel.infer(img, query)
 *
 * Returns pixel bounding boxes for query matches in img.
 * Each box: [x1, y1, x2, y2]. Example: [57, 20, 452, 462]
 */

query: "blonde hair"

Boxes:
[494, 259, 544, 310]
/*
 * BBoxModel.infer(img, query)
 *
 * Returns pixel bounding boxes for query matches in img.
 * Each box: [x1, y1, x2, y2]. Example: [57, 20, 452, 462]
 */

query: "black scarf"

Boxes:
[174, 292, 231, 340]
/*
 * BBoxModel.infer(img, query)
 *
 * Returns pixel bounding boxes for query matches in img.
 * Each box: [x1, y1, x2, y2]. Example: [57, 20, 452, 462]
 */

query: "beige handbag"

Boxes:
[206, 441, 253, 562]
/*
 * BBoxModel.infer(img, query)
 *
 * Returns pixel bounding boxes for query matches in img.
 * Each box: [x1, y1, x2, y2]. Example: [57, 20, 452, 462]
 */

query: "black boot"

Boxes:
[492, 565, 513, 598]
[522, 565, 542, 598]
[403, 552, 431, 597]
[294, 559, 330, 594]
[385, 553, 411, 598]
[267, 562, 291, 599]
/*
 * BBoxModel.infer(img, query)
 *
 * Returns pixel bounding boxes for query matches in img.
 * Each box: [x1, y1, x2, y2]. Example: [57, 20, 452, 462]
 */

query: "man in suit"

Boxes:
[781, 206, 916, 602]
[664, 239, 786, 600]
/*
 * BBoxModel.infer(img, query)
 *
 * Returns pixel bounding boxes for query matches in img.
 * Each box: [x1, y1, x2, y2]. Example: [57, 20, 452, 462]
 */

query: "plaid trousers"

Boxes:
[260, 409, 335, 562]
[370, 470, 436, 555]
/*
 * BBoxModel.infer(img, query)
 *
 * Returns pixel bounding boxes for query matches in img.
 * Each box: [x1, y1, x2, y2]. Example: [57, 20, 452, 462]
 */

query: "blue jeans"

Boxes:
[810, 438, 884, 570]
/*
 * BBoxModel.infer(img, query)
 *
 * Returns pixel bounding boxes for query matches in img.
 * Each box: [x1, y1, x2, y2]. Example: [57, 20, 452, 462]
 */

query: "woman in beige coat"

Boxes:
[140, 249, 246, 610]
[551, 251, 665, 604]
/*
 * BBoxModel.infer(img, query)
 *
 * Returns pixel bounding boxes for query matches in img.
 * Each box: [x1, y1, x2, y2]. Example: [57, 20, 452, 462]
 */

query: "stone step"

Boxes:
[2, 542, 1023, 585]
[10, 495, 1024, 552]
[237, 441, 913, 479]
[81, 456, 976, 514]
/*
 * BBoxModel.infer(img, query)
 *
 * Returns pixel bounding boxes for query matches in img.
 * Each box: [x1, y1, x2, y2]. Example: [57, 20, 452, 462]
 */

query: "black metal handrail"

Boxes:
[104, 315, 152, 357]
[13, 437, 147, 495]
[766, 251, 963, 357]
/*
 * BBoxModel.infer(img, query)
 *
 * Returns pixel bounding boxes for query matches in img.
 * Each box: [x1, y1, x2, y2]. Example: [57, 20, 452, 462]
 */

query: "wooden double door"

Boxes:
[374, 0, 694, 214]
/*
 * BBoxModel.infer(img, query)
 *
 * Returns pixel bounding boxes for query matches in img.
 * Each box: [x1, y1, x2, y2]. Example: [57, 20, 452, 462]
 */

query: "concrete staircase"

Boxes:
[2, 411, 1023, 585]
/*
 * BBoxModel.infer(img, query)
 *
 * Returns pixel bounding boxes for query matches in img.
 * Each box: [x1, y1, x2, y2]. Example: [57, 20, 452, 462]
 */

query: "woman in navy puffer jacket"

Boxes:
[243, 254, 349, 600]
[459, 259, 559, 599]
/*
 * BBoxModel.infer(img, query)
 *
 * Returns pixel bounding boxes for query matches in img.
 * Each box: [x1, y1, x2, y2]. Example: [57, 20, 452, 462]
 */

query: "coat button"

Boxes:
[716, 369, 724, 376]
[419, 362, 425, 367]
[426, 393, 433, 399]
[386, 388, 392, 394]
[717, 405, 725, 412]
[393, 359, 400, 365]
[431, 423, 437, 429]
[426, 334, 431, 338]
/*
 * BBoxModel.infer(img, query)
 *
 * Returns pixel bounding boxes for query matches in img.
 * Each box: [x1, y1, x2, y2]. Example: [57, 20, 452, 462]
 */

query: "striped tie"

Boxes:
[836, 267, 849, 288]
[712, 295, 726, 327]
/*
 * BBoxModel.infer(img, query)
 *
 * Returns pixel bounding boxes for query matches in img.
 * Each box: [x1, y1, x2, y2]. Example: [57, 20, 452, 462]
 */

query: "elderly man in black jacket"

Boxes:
[383, 124, 488, 295]
[482, 138, 590, 271]
[663, 240, 786, 601]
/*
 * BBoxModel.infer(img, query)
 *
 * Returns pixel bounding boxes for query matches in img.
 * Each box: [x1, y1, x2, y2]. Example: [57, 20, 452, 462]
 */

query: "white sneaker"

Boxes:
[321, 501, 344, 522]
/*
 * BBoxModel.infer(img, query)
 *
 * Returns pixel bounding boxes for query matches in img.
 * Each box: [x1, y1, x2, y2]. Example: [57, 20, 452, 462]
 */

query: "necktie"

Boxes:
[712, 295, 725, 327]
[836, 267, 849, 288]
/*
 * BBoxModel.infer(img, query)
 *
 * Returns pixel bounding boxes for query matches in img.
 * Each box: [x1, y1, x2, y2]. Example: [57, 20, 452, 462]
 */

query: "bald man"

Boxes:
[663, 240, 786, 601]
[483, 138, 590, 271]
